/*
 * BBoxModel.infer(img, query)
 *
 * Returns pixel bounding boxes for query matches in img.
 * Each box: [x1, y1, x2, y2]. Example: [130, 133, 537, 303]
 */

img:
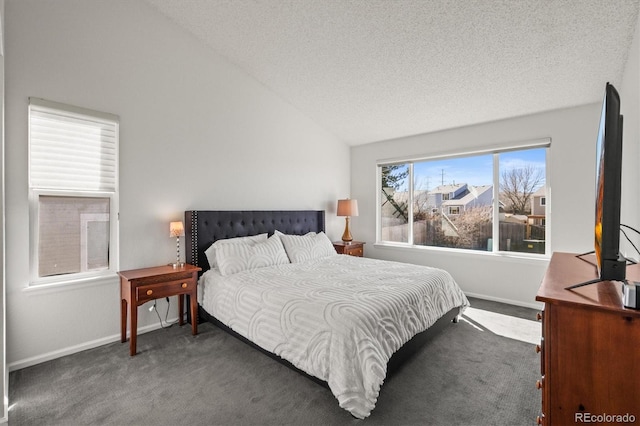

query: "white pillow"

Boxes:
[204, 234, 268, 269]
[279, 231, 336, 263]
[215, 234, 290, 276]
[274, 230, 316, 237]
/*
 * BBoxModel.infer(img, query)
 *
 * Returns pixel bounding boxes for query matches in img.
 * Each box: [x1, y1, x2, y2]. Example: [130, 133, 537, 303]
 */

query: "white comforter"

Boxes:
[199, 254, 468, 418]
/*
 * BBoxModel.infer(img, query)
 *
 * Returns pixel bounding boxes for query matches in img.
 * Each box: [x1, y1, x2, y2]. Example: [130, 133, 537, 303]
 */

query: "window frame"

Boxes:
[28, 99, 119, 288]
[448, 206, 461, 215]
[376, 139, 551, 257]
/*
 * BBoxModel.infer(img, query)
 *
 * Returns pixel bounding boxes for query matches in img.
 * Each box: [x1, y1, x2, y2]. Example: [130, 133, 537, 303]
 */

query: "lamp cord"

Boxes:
[153, 297, 179, 329]
[621, 223, 640, 235]
[620, 224, 640, 259]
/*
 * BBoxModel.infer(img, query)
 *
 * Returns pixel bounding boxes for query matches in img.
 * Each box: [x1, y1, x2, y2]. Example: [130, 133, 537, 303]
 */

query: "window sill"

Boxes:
[25, 273, 119, 294]
[373, 241, 550, 264]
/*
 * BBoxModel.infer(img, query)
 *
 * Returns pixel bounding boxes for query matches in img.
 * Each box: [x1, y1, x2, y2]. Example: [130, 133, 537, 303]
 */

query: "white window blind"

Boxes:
[28, 98, 119, 286]
[29, 98, 118, 192]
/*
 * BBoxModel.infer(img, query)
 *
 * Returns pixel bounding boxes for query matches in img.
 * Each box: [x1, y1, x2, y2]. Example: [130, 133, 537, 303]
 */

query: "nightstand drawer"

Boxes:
[345, 246, 363, 256]
[136, 279, 195, 303]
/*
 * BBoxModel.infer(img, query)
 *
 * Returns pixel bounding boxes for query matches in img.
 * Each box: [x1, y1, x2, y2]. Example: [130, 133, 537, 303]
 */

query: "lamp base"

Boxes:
[341, 217, 353, 242]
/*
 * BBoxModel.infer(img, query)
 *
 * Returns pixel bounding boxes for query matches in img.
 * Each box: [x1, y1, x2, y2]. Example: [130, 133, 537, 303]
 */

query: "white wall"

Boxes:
[352, 104, 606, 309]
[620, 14, 640, 258]
[4, 0, 349, 369]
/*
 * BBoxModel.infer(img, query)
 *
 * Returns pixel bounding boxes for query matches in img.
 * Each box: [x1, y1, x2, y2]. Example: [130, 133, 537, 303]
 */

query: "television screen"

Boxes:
[566, 83, 626, 290]
[594, 82, 625, 282]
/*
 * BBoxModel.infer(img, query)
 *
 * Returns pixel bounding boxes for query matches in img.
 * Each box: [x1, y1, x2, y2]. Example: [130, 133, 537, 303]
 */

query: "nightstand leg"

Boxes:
[121, 299, 127, 343]
[190, 293, 198, 335]
[178, 294, 184, 326]
[129, 301, 137, 356]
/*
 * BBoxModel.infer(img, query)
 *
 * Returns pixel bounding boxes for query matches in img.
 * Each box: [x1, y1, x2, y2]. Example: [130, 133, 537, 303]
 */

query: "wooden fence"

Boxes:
[383, 219, 545, 253]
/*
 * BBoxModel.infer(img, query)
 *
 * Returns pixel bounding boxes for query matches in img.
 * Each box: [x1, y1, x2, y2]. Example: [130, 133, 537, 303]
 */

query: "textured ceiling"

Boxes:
[144, 0, 640, 145]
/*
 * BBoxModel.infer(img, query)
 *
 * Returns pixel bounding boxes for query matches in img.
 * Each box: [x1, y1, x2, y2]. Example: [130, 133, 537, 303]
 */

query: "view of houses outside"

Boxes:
[380, 147, 546, 254]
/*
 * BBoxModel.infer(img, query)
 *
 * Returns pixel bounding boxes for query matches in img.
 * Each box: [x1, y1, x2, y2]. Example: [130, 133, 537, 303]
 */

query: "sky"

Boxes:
[411, 147, 547, 190]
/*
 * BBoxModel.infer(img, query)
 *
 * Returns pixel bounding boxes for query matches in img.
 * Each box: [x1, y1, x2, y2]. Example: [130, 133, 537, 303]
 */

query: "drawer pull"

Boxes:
[535, 344, 541, 354]
[536, 379, 543, 390]
[536, 415, 544, 425]
[536, 312, 543, 321]
[146, 290, 153, 296]
[181, 283, 187, 288]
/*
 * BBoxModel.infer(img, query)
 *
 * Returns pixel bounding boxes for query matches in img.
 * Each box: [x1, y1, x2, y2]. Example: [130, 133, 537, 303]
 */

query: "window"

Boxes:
[540, 197, 546, 206]
[378, 142, 549, 255]
[29, 98, 119, 286]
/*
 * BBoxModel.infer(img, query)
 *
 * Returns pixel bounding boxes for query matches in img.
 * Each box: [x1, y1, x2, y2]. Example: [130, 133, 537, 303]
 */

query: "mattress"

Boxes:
[199, 254, 469, 418]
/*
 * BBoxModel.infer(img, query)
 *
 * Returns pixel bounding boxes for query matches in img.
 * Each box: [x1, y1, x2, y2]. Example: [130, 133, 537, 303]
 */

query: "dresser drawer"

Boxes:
[537, 310, 545, 375]
[136, 279, 195, 303]
[536, 309, 546, 424]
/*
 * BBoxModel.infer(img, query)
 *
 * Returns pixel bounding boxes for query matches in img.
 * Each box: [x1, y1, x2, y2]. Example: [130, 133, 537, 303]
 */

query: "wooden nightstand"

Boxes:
[119, 263, 201, 356]
[333, 241, 365, 257]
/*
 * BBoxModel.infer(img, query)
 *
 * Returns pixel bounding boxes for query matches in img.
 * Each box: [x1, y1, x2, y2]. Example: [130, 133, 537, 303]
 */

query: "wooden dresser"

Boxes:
[535, 252, 640, 425]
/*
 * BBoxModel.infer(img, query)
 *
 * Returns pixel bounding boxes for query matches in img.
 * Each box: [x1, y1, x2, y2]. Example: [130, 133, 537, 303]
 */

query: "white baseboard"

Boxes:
[465, 292, 543, 310]
[8, 318, 179, 372]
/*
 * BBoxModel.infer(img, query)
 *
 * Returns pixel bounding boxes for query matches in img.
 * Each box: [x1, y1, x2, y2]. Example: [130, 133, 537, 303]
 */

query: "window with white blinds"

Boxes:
[28, 98, 119, 286]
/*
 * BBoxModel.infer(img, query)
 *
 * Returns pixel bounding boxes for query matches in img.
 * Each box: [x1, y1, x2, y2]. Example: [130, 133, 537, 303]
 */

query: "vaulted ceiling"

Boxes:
[145, 0, 640, 145]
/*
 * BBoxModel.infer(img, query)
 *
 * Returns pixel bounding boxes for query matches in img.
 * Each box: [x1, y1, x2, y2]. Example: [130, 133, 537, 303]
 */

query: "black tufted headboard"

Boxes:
[185, 210, 326, 274]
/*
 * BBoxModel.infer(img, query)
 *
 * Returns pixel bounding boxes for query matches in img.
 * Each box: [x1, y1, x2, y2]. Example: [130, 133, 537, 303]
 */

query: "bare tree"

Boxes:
[500, 165, 544, 214]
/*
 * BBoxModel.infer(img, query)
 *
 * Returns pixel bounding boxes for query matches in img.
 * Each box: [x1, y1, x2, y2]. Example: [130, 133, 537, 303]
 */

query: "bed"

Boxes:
[185, 210, 469, 419]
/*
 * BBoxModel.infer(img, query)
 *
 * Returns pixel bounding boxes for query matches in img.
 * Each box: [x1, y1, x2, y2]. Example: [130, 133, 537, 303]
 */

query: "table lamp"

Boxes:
[337, 199, 358, 242]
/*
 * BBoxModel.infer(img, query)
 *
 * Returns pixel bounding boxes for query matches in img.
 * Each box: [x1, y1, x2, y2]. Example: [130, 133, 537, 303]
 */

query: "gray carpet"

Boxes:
[8, 298, 541, 425]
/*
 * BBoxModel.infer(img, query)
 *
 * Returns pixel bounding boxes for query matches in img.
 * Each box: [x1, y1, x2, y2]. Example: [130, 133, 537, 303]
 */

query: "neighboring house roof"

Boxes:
[432, 183, 466, 195]
[533, 187, 545, 197]
[388, 183, 493, 214]
[442, 185, 492, 207]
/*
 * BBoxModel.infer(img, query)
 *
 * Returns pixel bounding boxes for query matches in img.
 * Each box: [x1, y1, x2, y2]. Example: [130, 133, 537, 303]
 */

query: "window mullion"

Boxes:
[492, 154, 500, 253]
[408, 163, 414, 245]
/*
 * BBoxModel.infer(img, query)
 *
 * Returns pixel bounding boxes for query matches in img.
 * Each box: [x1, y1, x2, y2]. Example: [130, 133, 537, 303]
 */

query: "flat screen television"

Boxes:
[568, 82, 626, 289]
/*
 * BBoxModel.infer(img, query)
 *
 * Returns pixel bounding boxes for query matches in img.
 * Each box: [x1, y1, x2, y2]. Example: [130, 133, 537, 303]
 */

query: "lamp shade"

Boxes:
[169, 221, 185, 238]
[337, 199, 359, 217]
